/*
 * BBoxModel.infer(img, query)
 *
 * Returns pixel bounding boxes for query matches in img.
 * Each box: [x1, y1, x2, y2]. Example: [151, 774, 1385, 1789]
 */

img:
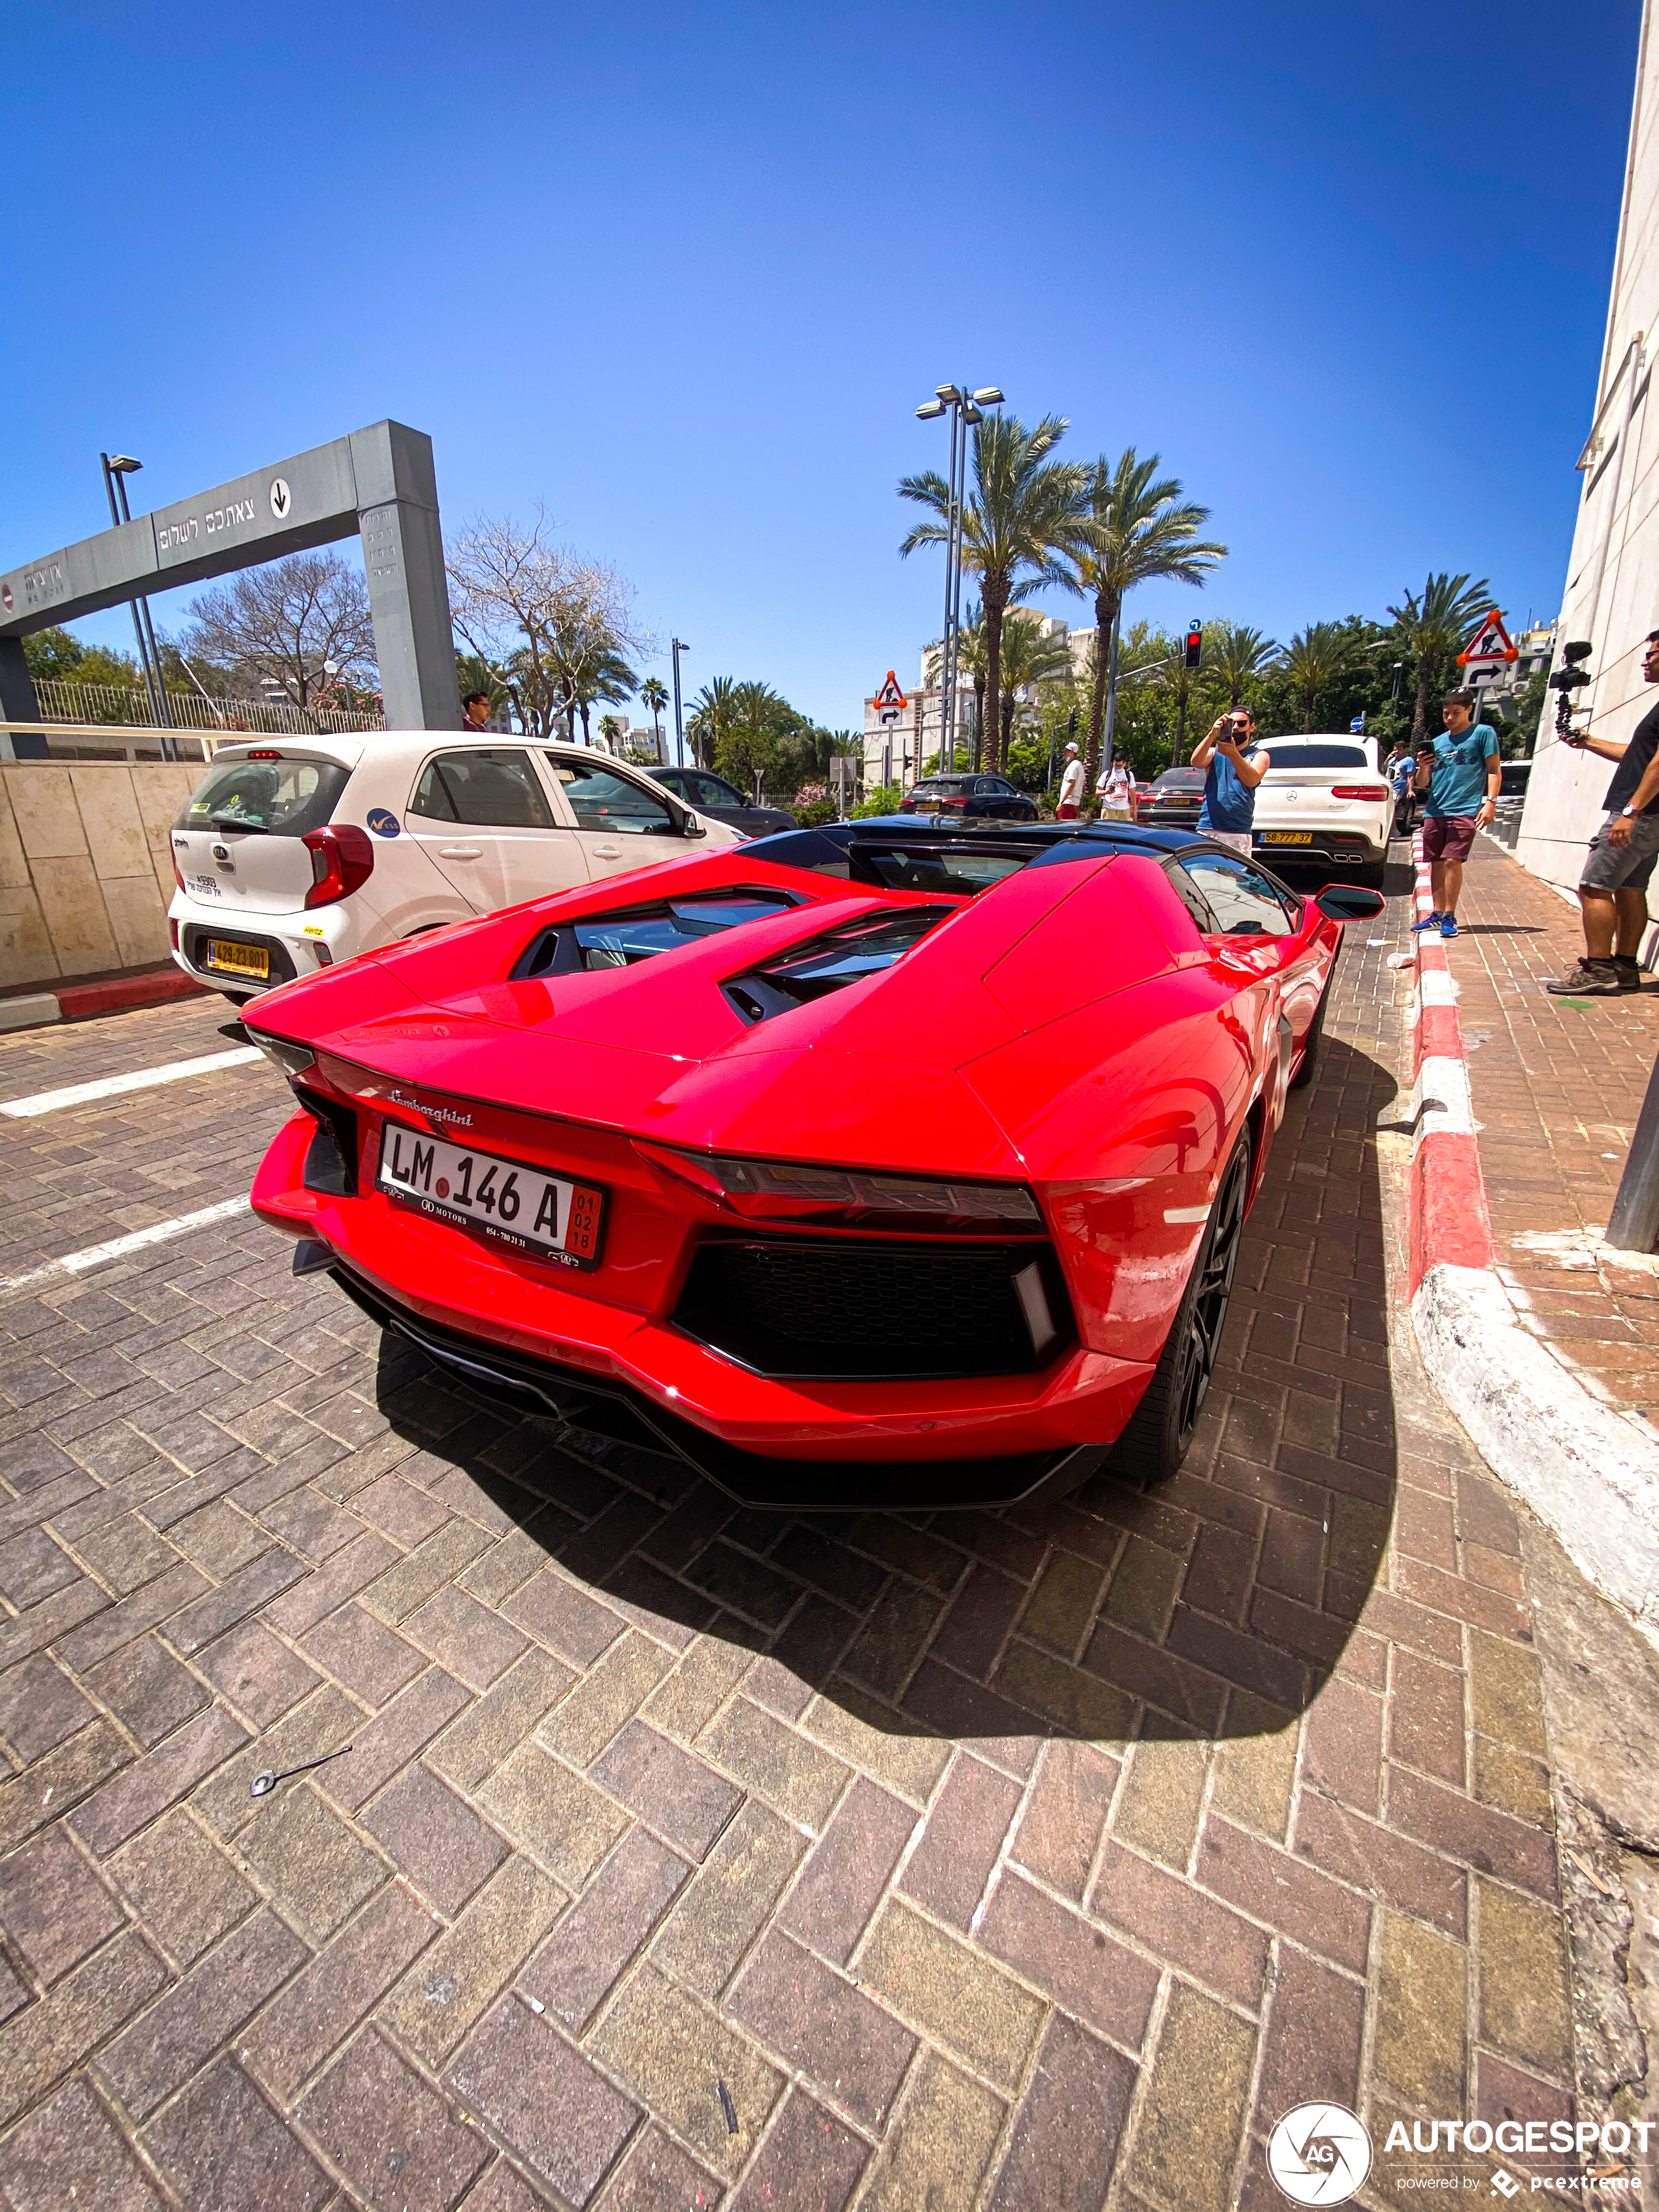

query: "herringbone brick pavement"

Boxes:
[0, 880, 1580, 2211]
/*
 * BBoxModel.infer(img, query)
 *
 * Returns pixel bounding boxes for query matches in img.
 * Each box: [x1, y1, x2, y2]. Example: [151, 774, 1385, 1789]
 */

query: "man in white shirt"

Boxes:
[1056, 743, 1086, 820]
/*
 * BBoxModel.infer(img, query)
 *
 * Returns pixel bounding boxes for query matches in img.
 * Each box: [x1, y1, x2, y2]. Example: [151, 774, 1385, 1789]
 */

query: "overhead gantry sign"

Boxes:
[0, 419, 462, 733]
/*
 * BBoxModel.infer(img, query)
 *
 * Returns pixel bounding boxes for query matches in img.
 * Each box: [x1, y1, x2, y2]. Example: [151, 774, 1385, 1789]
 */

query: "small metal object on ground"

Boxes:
[717, 2081, 738, 2134]
[249, 1743, 353, 1797]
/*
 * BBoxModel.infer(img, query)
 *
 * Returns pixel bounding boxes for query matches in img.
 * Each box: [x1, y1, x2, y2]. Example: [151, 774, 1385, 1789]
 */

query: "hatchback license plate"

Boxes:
[378, 1125, 604, 1270]
[206, 939, 270, 978]
[1261, 831, 1313, 845]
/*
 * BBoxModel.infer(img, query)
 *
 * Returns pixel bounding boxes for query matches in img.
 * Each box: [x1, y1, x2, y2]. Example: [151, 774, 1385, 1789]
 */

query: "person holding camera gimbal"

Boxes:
[1192, 707, 1268, 859]
[1546, 628, 1659, 996]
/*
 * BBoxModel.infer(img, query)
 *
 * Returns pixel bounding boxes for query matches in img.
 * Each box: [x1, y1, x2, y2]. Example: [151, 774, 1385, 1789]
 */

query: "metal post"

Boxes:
[101, 456, 167, 743]
[948, 391, 971, 773]
[671, 639, 688, 767]
[108, 464, 176, 752]
[1607, 1048, 1659, 1249]
[940, 399, 959, 777]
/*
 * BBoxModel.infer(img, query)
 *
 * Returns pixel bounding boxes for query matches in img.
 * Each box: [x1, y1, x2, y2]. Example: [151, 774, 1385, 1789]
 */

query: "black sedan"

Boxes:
[650, 767, 798, 839]
[899, 773, 1039, 823]
[1136, 767, 1206, 829]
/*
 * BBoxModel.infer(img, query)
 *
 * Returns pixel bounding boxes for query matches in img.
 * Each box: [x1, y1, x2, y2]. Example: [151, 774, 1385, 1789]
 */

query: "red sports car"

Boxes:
[246, 821, 1381, 1509]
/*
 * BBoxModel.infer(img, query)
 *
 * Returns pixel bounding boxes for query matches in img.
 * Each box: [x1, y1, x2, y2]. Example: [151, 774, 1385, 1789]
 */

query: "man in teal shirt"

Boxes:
[1410, 690, 1502, 939]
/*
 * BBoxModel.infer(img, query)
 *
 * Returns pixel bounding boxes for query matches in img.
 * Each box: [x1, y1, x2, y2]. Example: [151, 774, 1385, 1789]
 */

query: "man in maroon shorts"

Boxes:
[1410, 691, 1501, 940]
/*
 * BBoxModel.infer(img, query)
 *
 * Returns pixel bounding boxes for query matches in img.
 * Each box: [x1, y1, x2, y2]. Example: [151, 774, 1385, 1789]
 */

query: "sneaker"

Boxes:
[1546, 959, 1622, 997]
[1615, 956, 1644, 993]
[1440, 914, 1458, 939]
[1411, 910, 1442, 933]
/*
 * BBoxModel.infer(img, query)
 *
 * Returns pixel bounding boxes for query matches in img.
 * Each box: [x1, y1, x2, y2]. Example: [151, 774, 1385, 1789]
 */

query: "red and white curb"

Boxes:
[1403, 834, 1659, 1647]
[0, 967, 206, 1034]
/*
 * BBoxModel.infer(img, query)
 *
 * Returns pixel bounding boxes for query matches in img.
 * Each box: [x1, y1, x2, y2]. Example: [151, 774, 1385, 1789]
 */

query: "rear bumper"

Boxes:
[1252, 828, 1387, 867]
[251, 1110, 1153, 1507]
[168, 894, 341, 995]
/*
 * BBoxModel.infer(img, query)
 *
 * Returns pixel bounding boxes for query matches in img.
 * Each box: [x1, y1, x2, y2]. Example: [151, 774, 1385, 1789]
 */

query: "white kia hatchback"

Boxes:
[1249, 734, 1393, 888]
[167, 732, 742, 1002]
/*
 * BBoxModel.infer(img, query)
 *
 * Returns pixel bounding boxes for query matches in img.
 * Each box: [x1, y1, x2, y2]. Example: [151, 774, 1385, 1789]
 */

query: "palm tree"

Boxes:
[687, 677, 737, 769]
[570, 647, 635, 745]
[1385, 571, 1494, 742]
[993, 615, 1077, 761]
[1202, 621, 1281, 709]
[638, 674, 669, 756]
[1071, 450, 1227, 790]
[900, 413, 1090, 772]
[1280, 623, 1353, 733]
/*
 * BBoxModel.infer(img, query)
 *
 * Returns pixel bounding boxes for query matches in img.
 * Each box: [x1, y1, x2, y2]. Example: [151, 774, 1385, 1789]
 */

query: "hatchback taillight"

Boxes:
[301, 824, 374, 909]
[1331, 784, 1389, 801]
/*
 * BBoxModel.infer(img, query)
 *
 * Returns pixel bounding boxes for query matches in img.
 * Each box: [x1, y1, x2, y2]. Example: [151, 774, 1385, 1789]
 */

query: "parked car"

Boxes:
[246, 816, 1380, 1507]
[1248, 735, 1391, 888]
[898, 773, 1039, 823]
[167, 734, 742, 1004]
[648, 766, 797, 839]
[1136, 768, 1207, 829]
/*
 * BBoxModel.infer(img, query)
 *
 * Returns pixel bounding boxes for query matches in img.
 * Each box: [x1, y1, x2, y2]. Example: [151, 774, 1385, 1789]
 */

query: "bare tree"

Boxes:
[444, 507, 652, 741]
[181, 552, 377, 716]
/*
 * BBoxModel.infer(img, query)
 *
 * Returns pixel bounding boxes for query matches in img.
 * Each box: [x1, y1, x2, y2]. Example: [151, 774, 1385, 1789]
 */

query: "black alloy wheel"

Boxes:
[1111, 1129, 1253, 1488]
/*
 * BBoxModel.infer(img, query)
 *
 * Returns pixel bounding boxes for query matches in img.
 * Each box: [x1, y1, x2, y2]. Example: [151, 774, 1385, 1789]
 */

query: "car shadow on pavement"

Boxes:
[364, 1029, 1397, 1757]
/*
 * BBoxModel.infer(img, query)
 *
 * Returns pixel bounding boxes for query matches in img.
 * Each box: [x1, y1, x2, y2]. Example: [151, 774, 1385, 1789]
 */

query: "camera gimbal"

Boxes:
[1550, 641, 1594, 746]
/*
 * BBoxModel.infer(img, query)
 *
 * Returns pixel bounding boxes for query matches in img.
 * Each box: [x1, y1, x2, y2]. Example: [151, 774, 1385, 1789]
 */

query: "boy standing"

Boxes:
[1411, 691, 1501, 939]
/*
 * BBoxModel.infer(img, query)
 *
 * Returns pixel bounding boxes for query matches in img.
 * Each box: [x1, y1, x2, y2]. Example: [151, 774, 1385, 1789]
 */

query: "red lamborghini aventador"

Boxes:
[245, 820, 1382, 1509]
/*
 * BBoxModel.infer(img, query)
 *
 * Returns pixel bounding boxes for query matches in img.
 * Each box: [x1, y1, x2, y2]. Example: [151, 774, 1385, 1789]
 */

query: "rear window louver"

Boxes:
[511, 890, 803, 980]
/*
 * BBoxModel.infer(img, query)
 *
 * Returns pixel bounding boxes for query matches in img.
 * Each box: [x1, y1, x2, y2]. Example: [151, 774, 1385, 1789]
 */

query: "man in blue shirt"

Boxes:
[1410, 691, 1501, 939]
[1192, 707, 1269, 858]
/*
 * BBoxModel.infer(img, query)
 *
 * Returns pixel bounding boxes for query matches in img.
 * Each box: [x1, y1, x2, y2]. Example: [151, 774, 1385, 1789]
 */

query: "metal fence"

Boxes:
[33, 679, 385, 737]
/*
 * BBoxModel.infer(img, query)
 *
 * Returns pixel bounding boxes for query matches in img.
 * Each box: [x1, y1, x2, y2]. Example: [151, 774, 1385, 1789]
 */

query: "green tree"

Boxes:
[1385, 571, 1494, 742]
[1200, 621, 1281, 709]
[1069, 451, 1225, 790]
[638, 674, 669, 753]
[900, 412, 1090, 772]
[993, 613, 1076, 761]
[1278, 622, 1355, 732]
[687, 677, 737, 769]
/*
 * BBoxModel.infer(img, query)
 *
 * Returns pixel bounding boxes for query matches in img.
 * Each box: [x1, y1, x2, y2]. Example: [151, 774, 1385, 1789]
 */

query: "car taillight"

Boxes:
[301, 824, 374, 909]
[634, 1142, 1043, 1232]
[1331, 785, 1389, 801]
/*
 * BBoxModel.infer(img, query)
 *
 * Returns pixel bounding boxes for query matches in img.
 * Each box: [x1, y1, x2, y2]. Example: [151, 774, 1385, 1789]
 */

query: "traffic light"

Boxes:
[1184, 623, 1202, 670]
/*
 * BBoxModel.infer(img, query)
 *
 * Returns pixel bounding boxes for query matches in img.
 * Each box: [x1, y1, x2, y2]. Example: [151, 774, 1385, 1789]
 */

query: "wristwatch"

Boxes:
[1623, 805, 1639, 818]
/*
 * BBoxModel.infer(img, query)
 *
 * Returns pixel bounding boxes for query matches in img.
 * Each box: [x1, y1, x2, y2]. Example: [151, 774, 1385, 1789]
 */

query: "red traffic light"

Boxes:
[1184, 624, 1202, 670]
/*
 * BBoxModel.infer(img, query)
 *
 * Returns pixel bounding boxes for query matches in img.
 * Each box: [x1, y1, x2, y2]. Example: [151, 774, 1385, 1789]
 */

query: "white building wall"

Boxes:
[1517, 0, 1659, 894]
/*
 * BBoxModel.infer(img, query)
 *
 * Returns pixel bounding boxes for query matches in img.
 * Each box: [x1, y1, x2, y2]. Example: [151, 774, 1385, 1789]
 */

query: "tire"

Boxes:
[1112, 1129, 1253, 1487]
[1353, 857, 1387, 890]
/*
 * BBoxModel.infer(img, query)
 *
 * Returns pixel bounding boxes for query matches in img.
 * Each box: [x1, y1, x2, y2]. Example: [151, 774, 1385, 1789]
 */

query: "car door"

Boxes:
[403, 746, 587, 912]
[1174, 848, 1322, 1054]
[543, 754, 695, 880]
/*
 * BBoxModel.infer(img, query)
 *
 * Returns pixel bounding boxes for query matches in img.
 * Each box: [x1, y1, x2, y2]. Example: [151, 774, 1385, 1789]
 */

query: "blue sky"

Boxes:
[1, 0, 1639, 727]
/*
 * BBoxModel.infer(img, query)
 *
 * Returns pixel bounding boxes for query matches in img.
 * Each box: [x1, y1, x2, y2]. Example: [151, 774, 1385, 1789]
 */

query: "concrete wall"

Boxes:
[1516, 0, 1659, 893]
[0, 761, 199, 989]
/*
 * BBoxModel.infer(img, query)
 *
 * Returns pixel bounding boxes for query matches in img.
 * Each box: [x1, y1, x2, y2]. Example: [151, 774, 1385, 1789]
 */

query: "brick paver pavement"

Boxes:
[0, 902, 1588, 2211]
[1449, 837, 1659, 1440]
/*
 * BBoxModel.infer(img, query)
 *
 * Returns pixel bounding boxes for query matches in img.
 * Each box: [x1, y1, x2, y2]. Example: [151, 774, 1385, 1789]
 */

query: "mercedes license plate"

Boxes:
[378, 1124, 604, 1270]
[206, 939, 270, 977]
[1261, 831, 1313, 845]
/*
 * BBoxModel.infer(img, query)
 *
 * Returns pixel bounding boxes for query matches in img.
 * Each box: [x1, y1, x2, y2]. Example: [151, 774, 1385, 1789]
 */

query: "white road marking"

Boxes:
[1, 1047, 261, 1119]
[0, 1196, 251, 1298]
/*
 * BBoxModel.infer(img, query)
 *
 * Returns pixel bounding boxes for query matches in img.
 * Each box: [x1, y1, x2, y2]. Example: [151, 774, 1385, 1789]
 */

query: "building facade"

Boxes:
[1515, 0, 1659, 900]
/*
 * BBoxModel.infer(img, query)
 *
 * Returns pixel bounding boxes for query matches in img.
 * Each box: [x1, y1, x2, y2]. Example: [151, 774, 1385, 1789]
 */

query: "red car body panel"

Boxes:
[246, 827, 1347, 1505]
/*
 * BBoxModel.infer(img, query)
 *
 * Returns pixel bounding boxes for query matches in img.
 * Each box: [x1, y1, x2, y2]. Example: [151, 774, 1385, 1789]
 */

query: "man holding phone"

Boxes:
[1410, 691, 1501, 939]
[1546, 628, 1659, 995]
[1192, 707, 1268, 858]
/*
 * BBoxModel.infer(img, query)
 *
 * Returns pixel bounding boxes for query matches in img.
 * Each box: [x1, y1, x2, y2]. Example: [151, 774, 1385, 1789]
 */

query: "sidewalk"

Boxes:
[1447, 839, 1659, 1441]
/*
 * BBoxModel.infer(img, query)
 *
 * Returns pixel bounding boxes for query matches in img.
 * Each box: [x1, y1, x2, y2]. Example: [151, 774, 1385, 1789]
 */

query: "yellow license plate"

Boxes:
[1261, 831, 1313, 845]
[206, 940, 270, 978]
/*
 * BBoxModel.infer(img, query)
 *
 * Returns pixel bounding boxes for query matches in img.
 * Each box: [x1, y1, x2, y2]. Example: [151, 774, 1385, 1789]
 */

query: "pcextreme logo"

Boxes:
[1267, 2103, 1374, 2204]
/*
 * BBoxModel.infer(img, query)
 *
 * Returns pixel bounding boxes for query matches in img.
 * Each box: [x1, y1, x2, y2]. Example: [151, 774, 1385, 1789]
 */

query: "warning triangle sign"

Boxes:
[873, 671, 907, 710]
[1457, 609, 1519, 666]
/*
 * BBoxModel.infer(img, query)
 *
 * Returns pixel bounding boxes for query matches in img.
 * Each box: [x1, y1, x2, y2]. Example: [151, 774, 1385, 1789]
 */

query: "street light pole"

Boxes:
[671, 638, 690, 768]
[915, 383, 1001, 782]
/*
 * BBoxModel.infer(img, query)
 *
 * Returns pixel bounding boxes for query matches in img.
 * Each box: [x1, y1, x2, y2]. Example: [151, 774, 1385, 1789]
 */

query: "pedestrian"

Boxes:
[1097, 756, 1135, 821]
[1545, 628, 1659, 996]
[1385, 742, 1415, 837]
[462, 690, 492, 732]
[1192, 707, 1269, 859]
[1055, 741, 1086, 820]
[1410, 691, 1501, 940]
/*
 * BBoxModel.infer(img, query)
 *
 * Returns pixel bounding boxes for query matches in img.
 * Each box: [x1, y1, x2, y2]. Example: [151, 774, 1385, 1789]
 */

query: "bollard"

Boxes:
[1605, 1047, 1659, 1251]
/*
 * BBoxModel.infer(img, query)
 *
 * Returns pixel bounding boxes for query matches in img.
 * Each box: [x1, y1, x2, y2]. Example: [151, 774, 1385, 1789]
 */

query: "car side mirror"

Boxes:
[1315, 885, 1385, 920]
[680, 813, 706, 838]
